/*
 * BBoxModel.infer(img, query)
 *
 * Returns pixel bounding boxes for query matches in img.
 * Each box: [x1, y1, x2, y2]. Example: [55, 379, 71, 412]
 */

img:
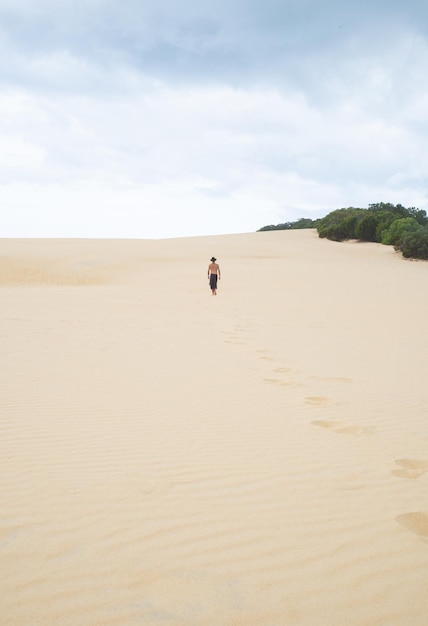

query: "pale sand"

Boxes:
[1, 230, 428, 625]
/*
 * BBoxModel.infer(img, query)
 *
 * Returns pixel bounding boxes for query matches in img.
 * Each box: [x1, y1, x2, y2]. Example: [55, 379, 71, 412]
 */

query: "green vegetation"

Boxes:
[258, 217, 319, 231]
[381, 217, 422, 247]
[400, 230, 428, 259]
[317, 202, 428, 259]
[258, 202, 428, 260]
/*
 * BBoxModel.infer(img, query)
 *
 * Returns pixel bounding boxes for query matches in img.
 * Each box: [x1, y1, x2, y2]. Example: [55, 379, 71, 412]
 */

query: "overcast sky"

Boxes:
[1, 0, 428, 238]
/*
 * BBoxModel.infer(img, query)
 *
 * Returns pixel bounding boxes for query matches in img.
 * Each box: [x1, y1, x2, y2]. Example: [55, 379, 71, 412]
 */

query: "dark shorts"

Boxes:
[209, 274, 218, 289]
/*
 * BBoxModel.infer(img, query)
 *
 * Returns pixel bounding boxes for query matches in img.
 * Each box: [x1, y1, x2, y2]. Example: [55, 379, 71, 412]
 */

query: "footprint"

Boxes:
[392, 459, 428, 480]
[264, 366, 299, 387]
[312, 420, 366, 435]
[396, 512, 428, 539]
[263, 378, 300, 388]
[223, 333, 245, 345]
[310, 376, 353, 384]
[235, 323, 251, 332]
[256, 349, 277, 362]
[305, 396, 332, 407]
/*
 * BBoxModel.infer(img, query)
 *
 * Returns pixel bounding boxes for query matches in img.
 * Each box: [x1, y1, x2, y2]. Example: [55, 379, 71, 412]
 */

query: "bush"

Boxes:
[317, 208, 364, 241]
[290, 218, 319, 229]
[355, 214, 378, 242]
[381, 218, 423, 247]
[340, 214, 360, 239]
[399, 230, 428, 259]
[374, 211, 398, 242]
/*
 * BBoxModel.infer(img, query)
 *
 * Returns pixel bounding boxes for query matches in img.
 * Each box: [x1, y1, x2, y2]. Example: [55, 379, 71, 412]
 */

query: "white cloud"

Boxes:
[1, 1, 428, 237]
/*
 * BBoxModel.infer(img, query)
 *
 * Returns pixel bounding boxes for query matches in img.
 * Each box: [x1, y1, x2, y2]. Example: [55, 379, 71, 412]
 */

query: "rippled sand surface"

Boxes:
[2, 231, 428, 625]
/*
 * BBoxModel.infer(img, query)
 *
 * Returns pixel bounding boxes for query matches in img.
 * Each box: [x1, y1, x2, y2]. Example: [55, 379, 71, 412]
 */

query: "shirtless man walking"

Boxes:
[208, 257, 221, 295]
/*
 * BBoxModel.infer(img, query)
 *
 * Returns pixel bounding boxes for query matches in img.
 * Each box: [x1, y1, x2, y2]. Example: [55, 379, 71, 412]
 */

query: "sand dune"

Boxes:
[1, 230, 428, 625]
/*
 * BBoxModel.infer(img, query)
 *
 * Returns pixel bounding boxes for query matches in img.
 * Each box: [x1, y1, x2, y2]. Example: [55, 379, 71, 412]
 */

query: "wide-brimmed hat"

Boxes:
[210, 257, 217, 262]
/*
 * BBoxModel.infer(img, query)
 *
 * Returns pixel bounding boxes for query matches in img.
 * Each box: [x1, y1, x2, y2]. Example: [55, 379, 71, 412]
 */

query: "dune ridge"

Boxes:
[1, 230, 428, 625]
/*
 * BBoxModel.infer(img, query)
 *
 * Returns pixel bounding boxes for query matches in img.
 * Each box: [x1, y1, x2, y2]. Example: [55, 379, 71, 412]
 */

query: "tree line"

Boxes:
[258, 217, 319, 231]
[258, 203, 428, 260]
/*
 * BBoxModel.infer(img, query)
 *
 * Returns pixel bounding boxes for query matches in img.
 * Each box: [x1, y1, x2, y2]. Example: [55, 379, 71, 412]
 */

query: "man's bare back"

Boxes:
[208, 261, 220, 275]
[208, 257, 221, 295]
